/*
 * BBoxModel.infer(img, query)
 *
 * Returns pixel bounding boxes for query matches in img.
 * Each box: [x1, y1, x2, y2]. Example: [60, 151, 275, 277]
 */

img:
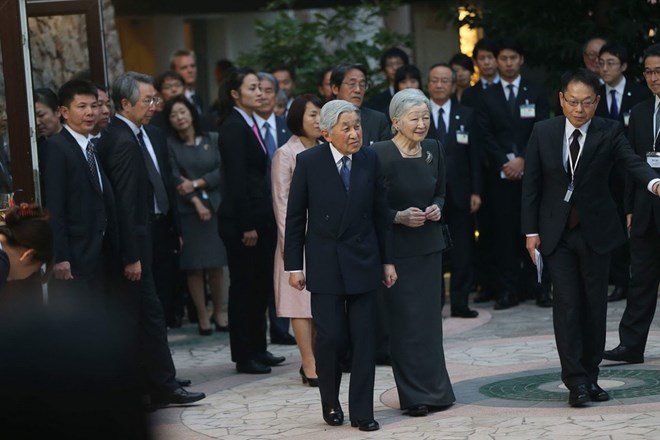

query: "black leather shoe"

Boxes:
[451, 308, 479, 318]
[568, 384, 590, 407]
[176, 378, 192, 387]
[494, 293, 518, 310]
[271, 333, 297, 345]
[236, 360, 272, 374]
[375, 354, 392, 366]
[536, 292, 553, 308]
[162, 387, 206, 405]
[322, 405, 344, 426]
[603, 345, 644, 364]
[405, 404, 428, 417]
[589, 383, 609, 402]
[299, 366, 319, 387]
[608, 286, 628, 302]
[257, 351, 286, 366]
[351, 419, 380, 431]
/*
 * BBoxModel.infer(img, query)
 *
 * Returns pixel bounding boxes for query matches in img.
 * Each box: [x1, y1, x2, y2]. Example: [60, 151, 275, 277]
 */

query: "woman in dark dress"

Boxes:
[372, 88, 455, 417]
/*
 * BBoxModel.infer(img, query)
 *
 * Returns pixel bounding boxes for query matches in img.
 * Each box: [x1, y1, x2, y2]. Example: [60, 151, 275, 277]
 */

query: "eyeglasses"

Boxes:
[643, 68, 660, 78]
[142, 96, 162, 106]
[597, 60, 621, 69]
[563, 96, 596, 108]
[342, 81, 369, 91]
[583, 51, 599, 60]
[429, 78, 454, 85]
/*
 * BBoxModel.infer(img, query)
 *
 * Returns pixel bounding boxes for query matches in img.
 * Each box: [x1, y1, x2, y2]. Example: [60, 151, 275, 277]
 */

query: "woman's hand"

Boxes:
[191, 197, 211, 221]
[177, 177, 195, 195]
[424, 204, 442, 222]
[242, 230, 258, 247]
[395, 207, 426, 227]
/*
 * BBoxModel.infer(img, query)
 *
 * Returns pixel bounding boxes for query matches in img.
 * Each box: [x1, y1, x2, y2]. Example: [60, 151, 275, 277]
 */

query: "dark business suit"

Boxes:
[217, 109, 276, 365]
[44, 128, 118, 303]
[364, 88, 393, 116]
[616, 97, 660, 354]
[360, 106, 391, 146]
[97, 115, 179, 396]
[427, 99, 481, 312]
[284, 144, 392, 421]
[595, 79, 651, 291]
[521, 115, 658, 388]
[275, 116, 291, 147]
[478, 78, 549, 302]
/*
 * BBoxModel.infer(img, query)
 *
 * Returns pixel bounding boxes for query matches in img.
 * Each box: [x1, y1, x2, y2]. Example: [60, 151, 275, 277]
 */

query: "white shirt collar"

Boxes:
[329, 143, 352, 164]
[605, 76, 626, 96]
[480, 72, 500, 88]
[233, 106, 255, 127]
[254, 113, 277, 131]
[63, 124, 91, 149]
[501, 75, 521, 91]
[564, 118, 592, 144]
[115, 113, 141, 136]
[430, 99, 451, 115]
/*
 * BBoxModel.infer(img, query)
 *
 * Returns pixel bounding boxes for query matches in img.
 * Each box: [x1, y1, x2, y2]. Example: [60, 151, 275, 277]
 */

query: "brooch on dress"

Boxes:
[425, 151, 433, 164]
[203, 144, 209, 150]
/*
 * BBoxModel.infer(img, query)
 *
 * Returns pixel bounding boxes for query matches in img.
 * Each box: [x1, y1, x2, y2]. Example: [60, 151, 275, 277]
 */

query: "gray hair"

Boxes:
[257, 72, 279, 93]
[111, 71, 153, 111]
[389, 88, 431, 133]
[320, 100, 360, 132]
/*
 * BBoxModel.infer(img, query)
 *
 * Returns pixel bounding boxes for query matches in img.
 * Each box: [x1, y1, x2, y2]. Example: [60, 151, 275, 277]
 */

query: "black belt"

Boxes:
[150, 213, 167, 221]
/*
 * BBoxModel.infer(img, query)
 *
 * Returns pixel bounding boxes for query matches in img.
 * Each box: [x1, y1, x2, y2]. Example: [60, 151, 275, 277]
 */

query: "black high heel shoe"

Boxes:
[210, 316, 229, 332]
[198, 322, 213, 336]
[299, 366, 319, 387]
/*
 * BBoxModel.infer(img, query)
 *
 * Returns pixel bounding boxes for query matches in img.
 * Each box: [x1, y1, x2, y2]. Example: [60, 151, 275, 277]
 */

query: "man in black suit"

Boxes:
[604, 43, 660, 364]
[477, 37, 550, 309]
[461, 38, 501, 109]
[285, 100, 396, 432]
[45, 80, 117, 306]
[364, 47, 409, 115]
[426, 63, 481, 318]
[97, 71, 205, 406]
[522, 68, 660, 407]
[594, 42, 652, 302]
[330, 63, 391, 146]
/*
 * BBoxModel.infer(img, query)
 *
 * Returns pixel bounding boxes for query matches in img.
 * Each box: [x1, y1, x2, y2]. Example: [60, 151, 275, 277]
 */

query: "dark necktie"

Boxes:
[506, 84, 516, 115]
[610, 89, 619, 119]
[340, 156, 351, 192]
[437, 108, 447, 145]
[262, 121, 277, 158]
[86, 139, 102, 193]
[567, 129, 581, 229]
[136, 130, 170, 215]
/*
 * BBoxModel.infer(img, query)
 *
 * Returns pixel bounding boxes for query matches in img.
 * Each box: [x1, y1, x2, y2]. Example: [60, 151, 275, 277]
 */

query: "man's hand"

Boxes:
[654, 181, 660, 197]
[124, 261, 142, 281]
[626, 213, 633, 230]
[396, 207, 426, 227]
[502, 157, 525, 180]
[242, 230, 258, 247]
[470, 194, 482, 213]
[526, 236, 541, 266]
[288, 272, 306, 291]
[53, 261, 73, 280]
[424, 204, 441, 222]
[382, 264, 397, 288]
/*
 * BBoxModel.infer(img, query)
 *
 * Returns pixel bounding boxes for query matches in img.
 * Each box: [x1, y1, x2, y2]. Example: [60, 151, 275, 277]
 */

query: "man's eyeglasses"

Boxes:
[643, 68, 660, 78]
[563, 96, 596, 108]
[342, 81, 369, 91]
[142, 96, 162, 106]
[597, 60, 621, 69]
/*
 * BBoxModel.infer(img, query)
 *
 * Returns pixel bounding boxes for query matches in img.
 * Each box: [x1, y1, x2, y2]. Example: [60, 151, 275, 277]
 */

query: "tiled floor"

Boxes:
[150, 295, 660, 439]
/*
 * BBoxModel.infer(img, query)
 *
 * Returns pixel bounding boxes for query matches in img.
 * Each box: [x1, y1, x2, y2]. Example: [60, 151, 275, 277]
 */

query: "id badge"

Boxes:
[564, 183, 574, 202]
[456, 131, 469, 145]
[520, 104, 536, 119]
[623, 111, 631, 127]
[647, 152, 660, 169]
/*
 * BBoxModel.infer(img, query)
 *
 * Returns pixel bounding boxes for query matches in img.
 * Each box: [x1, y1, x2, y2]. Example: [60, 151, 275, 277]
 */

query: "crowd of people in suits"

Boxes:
[7, 32, 659, 432]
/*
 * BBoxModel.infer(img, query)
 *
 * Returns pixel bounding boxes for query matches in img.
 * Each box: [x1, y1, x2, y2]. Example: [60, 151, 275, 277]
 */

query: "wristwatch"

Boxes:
[192, 180, 198, 189]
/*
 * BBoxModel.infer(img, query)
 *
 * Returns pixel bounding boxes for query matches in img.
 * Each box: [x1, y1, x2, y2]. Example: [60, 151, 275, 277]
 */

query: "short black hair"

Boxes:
[379, 47, 410, 71]
[495, 37, 524, 58]
[599, 42, 630, 65]
[57, 80, 98, 108]
[560, 68, 601, 94]
[330, 63, 368, 89]
[153, 70, 185, 93]
[215, 59, 233, 71]
[286, 94, 323, 136]
[643, 43, 660, 64]
[449, 53, 474, 73]
[271, 65, 296, 82]
[33, 88, 59, 111]
[394, 65, 422, 91]
[472, 38, 499, 59]
[317, 66, 333, 87]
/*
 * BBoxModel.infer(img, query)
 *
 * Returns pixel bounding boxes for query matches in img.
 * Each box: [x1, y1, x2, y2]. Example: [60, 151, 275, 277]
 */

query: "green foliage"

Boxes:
[237, 0, 413, 96]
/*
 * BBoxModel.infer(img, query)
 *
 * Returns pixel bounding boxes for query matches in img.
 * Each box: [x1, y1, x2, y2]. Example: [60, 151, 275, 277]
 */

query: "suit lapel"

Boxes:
[338, 149, 367, 236]
[574, 119, 604, 185]
[63, 129, 103, 196]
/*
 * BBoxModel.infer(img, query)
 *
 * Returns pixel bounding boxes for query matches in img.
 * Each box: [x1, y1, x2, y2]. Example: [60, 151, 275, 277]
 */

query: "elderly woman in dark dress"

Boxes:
[164, 95, 228, 335]
[372, 88, 455, 417]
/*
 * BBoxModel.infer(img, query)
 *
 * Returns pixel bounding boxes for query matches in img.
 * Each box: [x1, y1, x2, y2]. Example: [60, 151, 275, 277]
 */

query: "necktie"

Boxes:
[340, 156, 351, 191]
[250, 122, 268, 154]
[437, 108, 447, 145]
[567, 129, 581, 229]
[262, 121, 277, 158]
[86, 140, 102, 193]
[506, 84, 516, 115]
[610, 89, 619, 119]
[655, 105, 660, 151]
[137, 130, 170, 215]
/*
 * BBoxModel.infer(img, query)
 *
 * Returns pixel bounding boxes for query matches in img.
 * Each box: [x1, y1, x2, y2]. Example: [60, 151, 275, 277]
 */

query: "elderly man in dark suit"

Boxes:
[522, 68, 660, 407]
[97, 71, 204, 406]
[285, 100, 396, 432]
[604, 43, 660, 364]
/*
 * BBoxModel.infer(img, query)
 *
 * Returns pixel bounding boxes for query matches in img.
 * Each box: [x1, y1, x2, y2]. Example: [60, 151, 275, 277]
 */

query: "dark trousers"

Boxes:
[444, 202, 475, 311]
[268, 292, 291, 338]
[150, 214, 182, 325]
[546, 226, 610, 388]
[219, 219, 275, 364]
[311, 291, 377, 421]
[618, 223, 660, 352]
[608, 166, 630, 289]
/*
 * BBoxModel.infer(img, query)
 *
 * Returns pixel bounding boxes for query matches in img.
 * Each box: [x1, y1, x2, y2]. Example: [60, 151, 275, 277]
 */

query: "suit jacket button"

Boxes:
[325, 215, 330, 221]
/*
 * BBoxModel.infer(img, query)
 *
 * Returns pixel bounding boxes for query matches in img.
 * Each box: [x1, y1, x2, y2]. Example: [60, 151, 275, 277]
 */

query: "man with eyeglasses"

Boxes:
[522, 68, 660, 407]
[97, 72, 206, 407]
[476, 37, 550, 310]
[330, 63, 391, 147]
[594, 42, 651, 303]
[604, 43, 660, 366]
[582, 37, 607, 77]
